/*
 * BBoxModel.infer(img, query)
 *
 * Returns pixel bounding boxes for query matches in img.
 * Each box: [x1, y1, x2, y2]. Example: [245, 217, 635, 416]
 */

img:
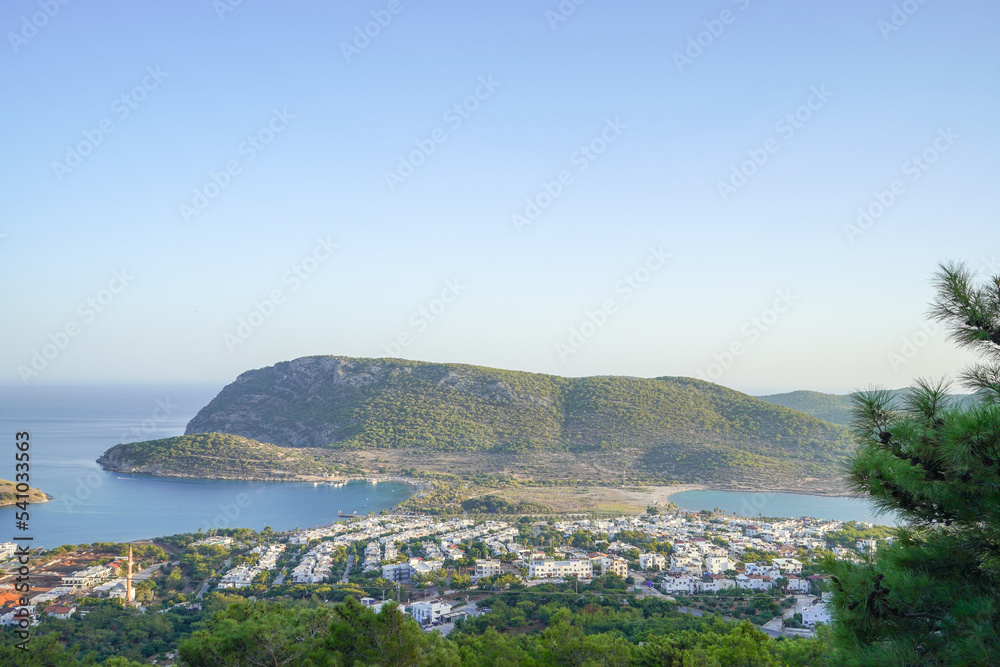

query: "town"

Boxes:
[1, 502, 891, 657]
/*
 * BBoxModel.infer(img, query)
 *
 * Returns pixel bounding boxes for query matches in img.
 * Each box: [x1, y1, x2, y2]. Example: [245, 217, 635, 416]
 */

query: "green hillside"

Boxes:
[97, 432, 335, 479]
[755, 390, 857, 425]
[171, 356, 855, 487]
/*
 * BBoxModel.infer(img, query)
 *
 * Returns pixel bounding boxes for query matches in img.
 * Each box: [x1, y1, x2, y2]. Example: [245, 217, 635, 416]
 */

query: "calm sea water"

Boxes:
[0, 386, 415, 548]
[668, 489, 898, 524]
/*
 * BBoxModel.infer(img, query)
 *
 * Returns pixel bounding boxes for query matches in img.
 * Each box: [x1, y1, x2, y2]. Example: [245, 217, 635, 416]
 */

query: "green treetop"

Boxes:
[827, 261, 1000, 664]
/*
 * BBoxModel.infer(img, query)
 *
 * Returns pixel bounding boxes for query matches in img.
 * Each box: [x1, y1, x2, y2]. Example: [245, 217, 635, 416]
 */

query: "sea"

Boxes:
[668, 489, 898, 525]
[0, 385, 415, 549]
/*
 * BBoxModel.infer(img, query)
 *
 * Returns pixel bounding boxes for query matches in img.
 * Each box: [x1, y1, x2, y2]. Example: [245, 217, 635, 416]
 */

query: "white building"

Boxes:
[409, 599, 452, 626]
[802, 600, 832, 627]
[786, 576, 811, 593]
[856, 539, 878, 555]
[218, 564, 260, 589]
[108, 581, 136, 601]
[475, 559, 502, 579]
[0, 605, 37, 627]
[638, 553, 666, 571]
[772, 558, 803, 574]
[410, 559, 444, 579]
[381, 562, 412, 584]
[44, 605, 77, 620]
[192, 535, 234, 547]
[380, 558, 443, 585]
[661, 575, 698, 595]
[697, 575, 736, 593]
[62, 565, 114, 589]
[735, 574, 774, 591]
[528, 559, 593, 580]
[360, 597, 405, 615]
[593, 556, 628, 578]
[704, 556, 736, 575]
[744, 562, 781, 578]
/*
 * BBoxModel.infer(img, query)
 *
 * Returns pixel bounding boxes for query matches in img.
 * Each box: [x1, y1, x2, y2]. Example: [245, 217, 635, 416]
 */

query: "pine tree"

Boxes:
[827, 261, 1000, 664]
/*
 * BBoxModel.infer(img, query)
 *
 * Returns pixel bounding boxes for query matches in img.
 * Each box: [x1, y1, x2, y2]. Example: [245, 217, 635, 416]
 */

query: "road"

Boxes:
[131, 562, 167, 582]
[196, 557, 231, 599]
[630, 574, 667, 597]
[762, 594, 818, 637]
[341, 554, 354, 583]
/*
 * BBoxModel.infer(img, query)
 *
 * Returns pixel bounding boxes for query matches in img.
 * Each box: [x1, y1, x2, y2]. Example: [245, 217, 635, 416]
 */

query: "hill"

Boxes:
[97, 433, 336, 480]
[171, 355, 855, 491]
[756, 389, 982, 426]
[0, 479, 48, 506]
[754, 390, 858, 426]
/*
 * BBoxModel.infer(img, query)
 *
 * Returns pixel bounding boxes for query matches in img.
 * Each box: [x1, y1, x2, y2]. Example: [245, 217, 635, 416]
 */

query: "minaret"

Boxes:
[126, 545, 134, 605]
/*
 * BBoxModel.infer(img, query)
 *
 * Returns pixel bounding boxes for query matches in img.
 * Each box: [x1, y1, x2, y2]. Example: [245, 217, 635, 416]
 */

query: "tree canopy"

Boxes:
[827, 261, 1000, 664]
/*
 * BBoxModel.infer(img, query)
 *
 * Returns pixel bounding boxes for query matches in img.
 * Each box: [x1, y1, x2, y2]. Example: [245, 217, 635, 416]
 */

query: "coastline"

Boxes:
[663, 485, 858, 502]
[98, 465, 425, 498]
[0, 480, 50, 507]
[0, 494, 51, 507]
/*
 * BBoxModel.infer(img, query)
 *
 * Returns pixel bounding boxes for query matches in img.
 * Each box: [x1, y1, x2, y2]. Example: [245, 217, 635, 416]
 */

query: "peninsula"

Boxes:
[98, 356, 855, 498]
[0, 478, 49, 506]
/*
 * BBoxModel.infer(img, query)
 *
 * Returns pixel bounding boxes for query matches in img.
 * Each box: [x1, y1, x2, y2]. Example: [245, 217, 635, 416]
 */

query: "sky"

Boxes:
[2, 0, 998, 395]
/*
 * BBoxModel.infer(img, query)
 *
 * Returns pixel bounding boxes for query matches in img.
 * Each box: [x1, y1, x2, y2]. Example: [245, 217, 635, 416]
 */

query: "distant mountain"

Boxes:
[756, 389, 982, 426]
[755, 391, 858, 426]
[169, 355, 856, 489]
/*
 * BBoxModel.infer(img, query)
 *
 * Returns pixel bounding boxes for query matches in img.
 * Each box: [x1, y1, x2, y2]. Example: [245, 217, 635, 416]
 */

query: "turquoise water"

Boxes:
[668, 489, 898, 524]
[0, 386, 414, 548]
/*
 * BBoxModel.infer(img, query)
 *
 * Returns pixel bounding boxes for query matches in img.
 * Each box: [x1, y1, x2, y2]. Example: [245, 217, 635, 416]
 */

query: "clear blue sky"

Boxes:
[2, 0, 997, 394]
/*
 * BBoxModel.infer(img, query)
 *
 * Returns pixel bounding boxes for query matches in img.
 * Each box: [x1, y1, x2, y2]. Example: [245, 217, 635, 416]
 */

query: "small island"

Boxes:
[0, 478, 49, 506]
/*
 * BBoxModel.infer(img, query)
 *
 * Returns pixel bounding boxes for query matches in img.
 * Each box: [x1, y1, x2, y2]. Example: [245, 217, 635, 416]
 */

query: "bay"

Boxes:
[0, 386, 415, 548]
[668, 489, 898, 524]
